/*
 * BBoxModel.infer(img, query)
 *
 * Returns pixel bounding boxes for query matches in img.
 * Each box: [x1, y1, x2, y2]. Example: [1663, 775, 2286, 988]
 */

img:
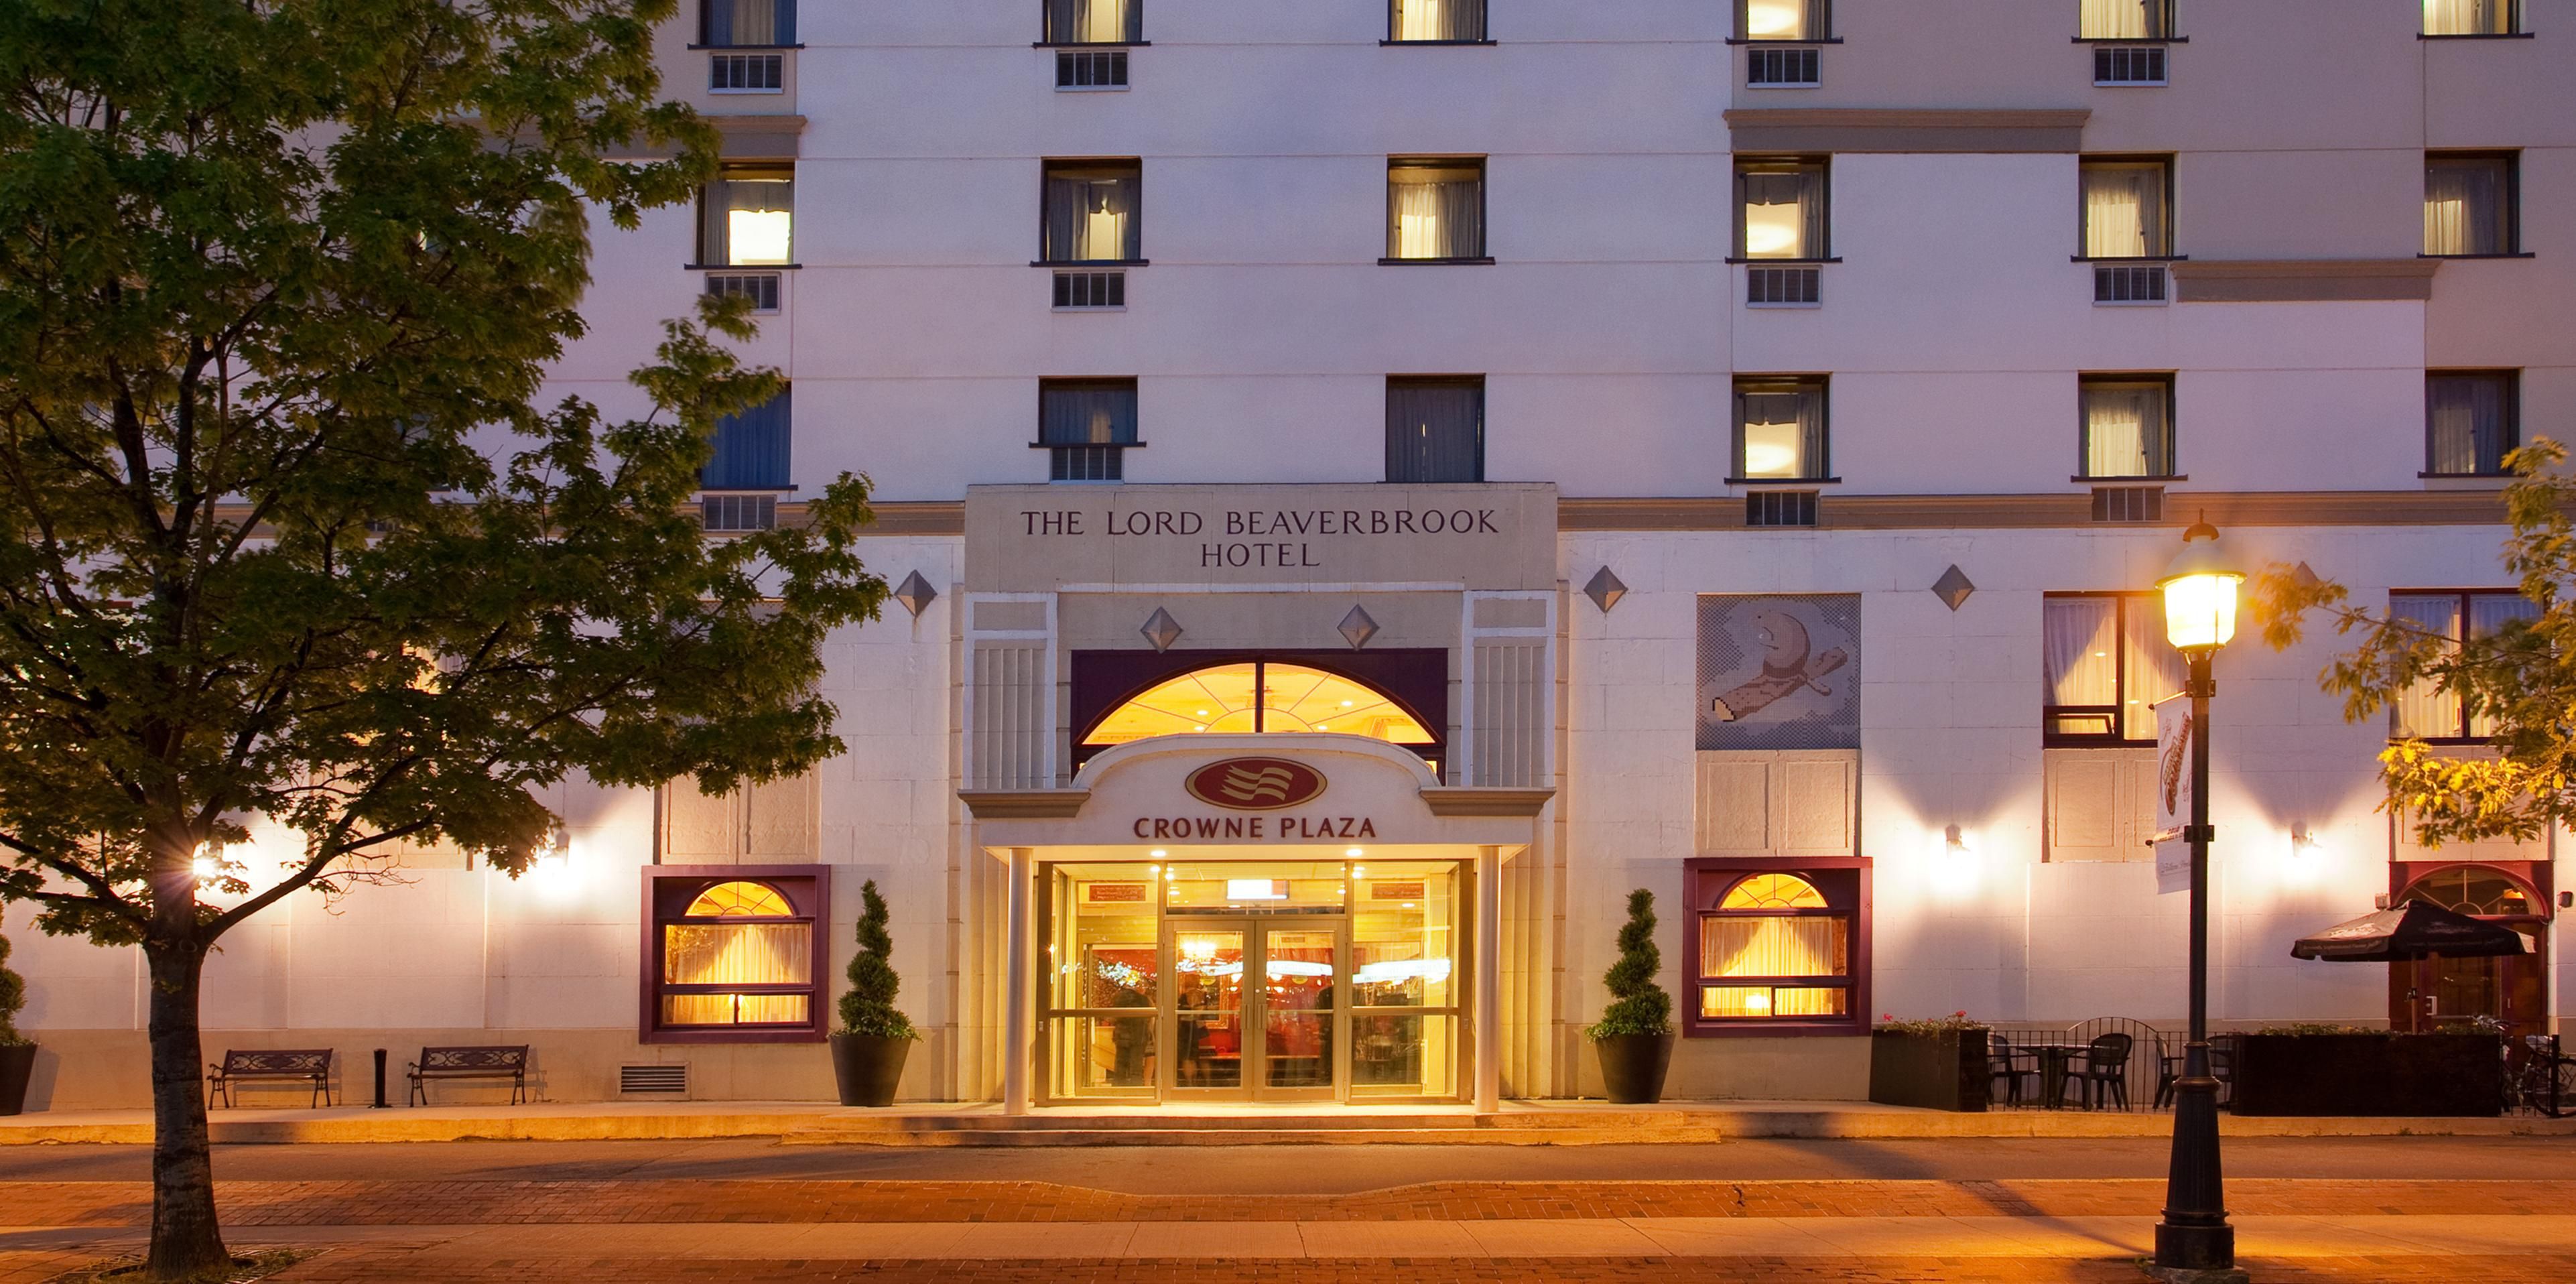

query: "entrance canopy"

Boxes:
[2291, 901, 2534, 962]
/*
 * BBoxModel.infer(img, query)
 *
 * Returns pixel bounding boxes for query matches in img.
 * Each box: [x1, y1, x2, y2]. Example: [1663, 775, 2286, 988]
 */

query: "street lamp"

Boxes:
[2151, 517, 2246, 1283]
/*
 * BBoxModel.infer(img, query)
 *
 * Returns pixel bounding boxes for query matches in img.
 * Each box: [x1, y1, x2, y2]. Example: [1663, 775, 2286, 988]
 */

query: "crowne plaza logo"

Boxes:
[1183, 757, 1327, 811]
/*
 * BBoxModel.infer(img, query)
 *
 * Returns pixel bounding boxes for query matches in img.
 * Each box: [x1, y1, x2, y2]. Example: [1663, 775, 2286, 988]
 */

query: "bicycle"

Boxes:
[2510, 1033, 2575, 1118]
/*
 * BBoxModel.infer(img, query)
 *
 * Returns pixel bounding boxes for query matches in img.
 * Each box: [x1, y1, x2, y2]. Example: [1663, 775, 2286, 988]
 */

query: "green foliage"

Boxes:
[1879, 1011, 1984, 1037]
[0, 928, 26, 1045]
[838, 880, 917, 1040]
[2252, 439, 2574, 847]
[2252, 1023, 2378, 1036]
[1585, 888, 1673, 1040]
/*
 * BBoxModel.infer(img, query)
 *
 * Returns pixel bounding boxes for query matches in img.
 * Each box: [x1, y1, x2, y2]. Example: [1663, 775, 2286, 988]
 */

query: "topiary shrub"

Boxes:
[0, 927, 25, 1045]
[1584, 888, 1673, 1040]
[838, 880, 918, 1040]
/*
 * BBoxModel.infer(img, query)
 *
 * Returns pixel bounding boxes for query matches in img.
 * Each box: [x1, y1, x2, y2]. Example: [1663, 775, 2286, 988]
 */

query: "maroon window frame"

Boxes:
[1068, 647, 1449, 777]
[641, 864, 831, 1044]
[1681, 856, 1870, 1037]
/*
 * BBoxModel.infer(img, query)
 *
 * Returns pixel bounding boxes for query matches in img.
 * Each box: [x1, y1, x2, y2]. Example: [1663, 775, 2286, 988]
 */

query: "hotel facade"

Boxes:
[11, 0, 2572, 1109]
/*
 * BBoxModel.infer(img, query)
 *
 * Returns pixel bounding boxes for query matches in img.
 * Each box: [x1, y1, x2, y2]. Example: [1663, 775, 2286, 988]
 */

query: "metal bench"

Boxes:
[207, 1048, 336, 1108]
[407, 1045, 530, 1106]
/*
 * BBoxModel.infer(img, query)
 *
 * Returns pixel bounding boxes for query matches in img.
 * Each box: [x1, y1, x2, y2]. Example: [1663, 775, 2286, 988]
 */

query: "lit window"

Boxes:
[702, 0, 795, 46]
[2388, 591, 2538, 740]
[700, 166, 793, 267]
[2079, 375, 2173, 479]
[1390, 0, 1485, 42]
[2423, 0, 2517, 36]
[1385, 159, 1486, 261]
[2042, 594, 2183, 743]
[1733, 377, 1827, 481]
[1043, 161, 1143, 263]
[1082, 661, 1436, 747]
[2425, 153, 2517, 256]
[649, 874, 823, 1040]
[1739, 0, 1829, 40]
[2080, 157, 2171, 259]
[1685, 861, 1865, 1033]
[2079, 0, 2169, 40]
[1735, 157, 1827, 260]
[1045, 0, 1140, 44]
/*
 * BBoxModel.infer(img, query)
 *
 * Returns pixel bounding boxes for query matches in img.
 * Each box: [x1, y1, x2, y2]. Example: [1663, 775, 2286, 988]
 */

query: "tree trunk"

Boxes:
[145, 941, 231, 1279]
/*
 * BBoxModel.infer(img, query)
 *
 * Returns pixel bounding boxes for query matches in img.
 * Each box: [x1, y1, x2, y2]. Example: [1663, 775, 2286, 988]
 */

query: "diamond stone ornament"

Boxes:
[1139, 607, 1184, 653]
[1930, 564, 1976, 612]
[891, 570, 938, 618]
[2290, 561, 2321, 591]
[1582, 566, 1627, 613]
[1338, 605, 1380, 649]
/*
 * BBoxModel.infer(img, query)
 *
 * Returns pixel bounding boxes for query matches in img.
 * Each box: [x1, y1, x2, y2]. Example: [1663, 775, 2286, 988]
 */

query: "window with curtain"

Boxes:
[1385, 159, 1486, 261]
[703, 387, 792, 490]
[2079, 158, 2169, 258]
[1043, 161, 1143, 263]
[1385, 377, 1484, 483]
[2424, 0, 2517, 36]
[649, 873, 824, 1040]
[1041, 379, 1139, 482]
[2079, 376, 2174, 478]
[2079, 0, 2169, 39]
[1390, 0, 1485, 42]
[1733, 377, 1827, 481]
[2043, 593, 2184, 743]
[2426, 371, 2517, 476]
[702, 0, 796, 46]
[2425, 154, 2515, 255]
[1736, 158, 1827, 260]
[1046, 0, 1141, 44]
[1683, 860, 1866, 1035]
[698, 166, 794, 267]
[1738, 0, 1830, 40]
[2389, 591, 2537, 740]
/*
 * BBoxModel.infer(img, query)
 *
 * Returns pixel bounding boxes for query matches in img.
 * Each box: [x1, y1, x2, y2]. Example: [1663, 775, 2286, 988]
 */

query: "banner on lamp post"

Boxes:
[2152, 692, 2193, 895]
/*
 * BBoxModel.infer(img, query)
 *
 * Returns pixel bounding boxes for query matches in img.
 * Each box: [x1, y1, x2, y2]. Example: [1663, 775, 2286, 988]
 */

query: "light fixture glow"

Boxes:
[726, 208, 793, 264]
[1345, 848, 1364, 858]
[1226, 879, 1288, 901]
[2157, 518, 2243, 651]
[1149, 849, 1167, 858]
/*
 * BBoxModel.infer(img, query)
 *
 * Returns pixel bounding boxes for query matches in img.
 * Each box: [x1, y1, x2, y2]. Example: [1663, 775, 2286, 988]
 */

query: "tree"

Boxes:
[840, 879, 917, 1039]
[1585, 888, 1673, 1039]
[2253, 439, 2573, 845]
[0, 2, 885, 1277]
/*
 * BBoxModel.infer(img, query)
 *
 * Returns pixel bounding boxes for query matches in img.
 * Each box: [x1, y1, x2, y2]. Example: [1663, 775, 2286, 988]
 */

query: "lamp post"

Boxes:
[2152, 517, 2246, 1283]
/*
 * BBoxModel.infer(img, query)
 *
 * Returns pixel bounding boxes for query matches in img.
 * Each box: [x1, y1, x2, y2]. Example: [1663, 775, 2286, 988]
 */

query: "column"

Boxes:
[1003, 846, 1034, 1114]
[1475, 844, 1502, 1112]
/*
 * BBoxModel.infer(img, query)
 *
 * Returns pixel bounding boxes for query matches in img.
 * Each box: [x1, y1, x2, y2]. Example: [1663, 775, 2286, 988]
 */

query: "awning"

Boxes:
[2290, 900, 2534, 962]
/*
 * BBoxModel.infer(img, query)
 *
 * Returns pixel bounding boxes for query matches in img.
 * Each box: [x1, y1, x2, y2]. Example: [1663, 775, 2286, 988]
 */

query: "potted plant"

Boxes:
[828, 881, 919, 1108]
[1870, 1012, 1991, 1112]
[1585, 889, 1676, 1104]
[0, 925, 31, 1116]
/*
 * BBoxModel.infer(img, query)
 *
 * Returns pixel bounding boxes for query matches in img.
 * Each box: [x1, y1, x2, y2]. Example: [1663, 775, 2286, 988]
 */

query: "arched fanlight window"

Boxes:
[2401, 866, 2538, 917]
[1718, 873, 1827, 911]
[685, 880, 795, 918]
[1082, 661, 1436, 749]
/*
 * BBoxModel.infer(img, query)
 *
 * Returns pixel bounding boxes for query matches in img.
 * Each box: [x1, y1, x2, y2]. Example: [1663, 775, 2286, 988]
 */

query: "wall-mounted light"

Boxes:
[190, 842, 218, 883]
[1943, 824, 1968, 852]
[2290, 823, 2319, 853]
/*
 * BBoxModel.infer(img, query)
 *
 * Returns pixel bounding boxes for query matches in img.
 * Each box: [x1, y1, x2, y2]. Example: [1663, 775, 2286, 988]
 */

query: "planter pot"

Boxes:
[0, 1043, 34, 1116]
[1594, 1031, 1676, 1104]
[1869, 1029, 1992, 1112]
[828, 1033, 912, 1108]
[2232, 1033, 2500, 1117]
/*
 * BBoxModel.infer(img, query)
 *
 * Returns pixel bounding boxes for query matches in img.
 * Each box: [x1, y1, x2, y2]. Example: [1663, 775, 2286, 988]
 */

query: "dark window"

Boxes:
[1386, 159, 1486, 261]
[2426, 371, 2518, 476]
[2423, 0, 2518, 36]
[1043, 161, 1143, 263]
[2080, 157, 2171, 258]
[1735, 157, 1828, 259]
[702, 0, 795, 46]
[1737, 0, 1830, 40]
[1385, 377, 1484, 483]
[2425, 153, 2518, 256]
[703, 387, 791, 490]
[1041, 379, 1139, 481]
[2078, 375, 2174, 478]
[698, 165, 794, 267]
[2078, 0, 2171, 40]
[2388, 591, 2538, 740]
[2042, 592, 2181, 743]
[645, 869, 828, 1043]
[1682, 858, 1869, 1037]
[1390, 0, 1486, 41]
[1733, 377, 1827, 480]
[1045, 0, 1141, 44]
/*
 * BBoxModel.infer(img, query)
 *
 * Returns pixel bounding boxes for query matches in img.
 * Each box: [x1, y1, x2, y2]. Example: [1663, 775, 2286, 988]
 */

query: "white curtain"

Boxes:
[1738, 167, 1823, 259]
[2043, 597, 2118, 708]
[1701, 917, 1847, 980]
[2427, 373, 2510, 474]
[1736, 384, 1823, 479]
[663, 921, 811, 1025]
[1387, 165, 1482, 259]
[2119, 598, 2184, 739]
[2425, 0, 2511, 36]
[2425, 158, 2505, 255]
[2082, 381, 2168, 478]
[2080, 0, 2155, 39]
[2388, 594, 2464, 739]
[1395, 0, 1472, 42]
[1045, 169, 1137, 261]
[2082, 164, 2163, 258]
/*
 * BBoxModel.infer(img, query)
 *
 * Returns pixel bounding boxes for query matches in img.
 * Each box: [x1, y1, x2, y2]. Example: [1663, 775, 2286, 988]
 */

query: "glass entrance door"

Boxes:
[1164, 918, 1346, 1100]
[1171, 926, 1248, 1090]
[1259, 925, 1340, 1098]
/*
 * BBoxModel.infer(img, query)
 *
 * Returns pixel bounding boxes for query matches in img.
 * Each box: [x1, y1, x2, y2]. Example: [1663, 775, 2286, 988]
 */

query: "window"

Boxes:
[2426, 372, 2518, 476]
[1738, 0, 1829, 40]
[2042, 593, 2183, 743]
[1384, 159, 1487, 262]
[1733, 377, 1828, 482]
[1041, 379, 1139, 482]
[703, 387, 791, 491]
[2425, 153, 2517, 256]
[2080, 157, 2171, 258]
[1385, 377, 1484, 483]
[2423, 0, 2518, 36]
[2079, 0, 2170, 39]
[1045, 0, 1141, 44]
[2079, 375, 2174, 478]
[1072, 653, 1446, 774]
[698, 165, 793, 267]
[1682, 859, 1868, 1036]
[702, 0, 795, 46]
[2387, 592, 2538, 740]
[1735, 157, 1828, 260]
[645, 870, 828, 1043]
[1043, 161, 1142, 264]
[1390, 0, 1485, 42]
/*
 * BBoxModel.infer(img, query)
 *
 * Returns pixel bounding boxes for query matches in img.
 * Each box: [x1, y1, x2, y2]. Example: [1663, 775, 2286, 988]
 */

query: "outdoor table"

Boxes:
[2022, 1043, 2087, 1109]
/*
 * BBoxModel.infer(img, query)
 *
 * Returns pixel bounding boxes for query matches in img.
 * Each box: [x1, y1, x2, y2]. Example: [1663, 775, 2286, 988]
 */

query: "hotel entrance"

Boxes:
[1041, 857, 1464, 1104]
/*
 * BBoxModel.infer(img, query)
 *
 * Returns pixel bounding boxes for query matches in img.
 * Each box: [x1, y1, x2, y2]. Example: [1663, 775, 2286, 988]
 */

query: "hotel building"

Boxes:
[11, 0, 2571, 1109]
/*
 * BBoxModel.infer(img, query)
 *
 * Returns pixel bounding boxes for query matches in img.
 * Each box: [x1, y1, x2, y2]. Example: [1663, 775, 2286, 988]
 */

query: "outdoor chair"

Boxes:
[2156, 1032, 2238, 1108]
[2075, 1033, 2132, 1110]
[1989, 1031, 2037, 1106]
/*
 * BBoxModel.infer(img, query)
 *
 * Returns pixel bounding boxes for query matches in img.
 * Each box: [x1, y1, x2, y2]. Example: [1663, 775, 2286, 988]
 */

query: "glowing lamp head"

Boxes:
[2156, 518, 2242, 653]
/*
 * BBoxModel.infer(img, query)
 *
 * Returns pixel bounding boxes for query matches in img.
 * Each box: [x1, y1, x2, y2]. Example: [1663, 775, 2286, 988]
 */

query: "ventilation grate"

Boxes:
[1746, 491, 1819, 528]
[1746, 47, 1820, 88]
[2093, 263, 2167, 305]
[700, 493, 778, 532]
[2091, 486, 2165, 523]
[710, 53, 783, 92]
[1057, 49, 1128, 89]
[1053, 269, 1126, 310]
[620, 1064, 688, 1095]
[2093, 46, 2167, 86]
[1049, 444, 1126, 482]
[1746, 265, 1821, 307]
[705, 272, 781, 314]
